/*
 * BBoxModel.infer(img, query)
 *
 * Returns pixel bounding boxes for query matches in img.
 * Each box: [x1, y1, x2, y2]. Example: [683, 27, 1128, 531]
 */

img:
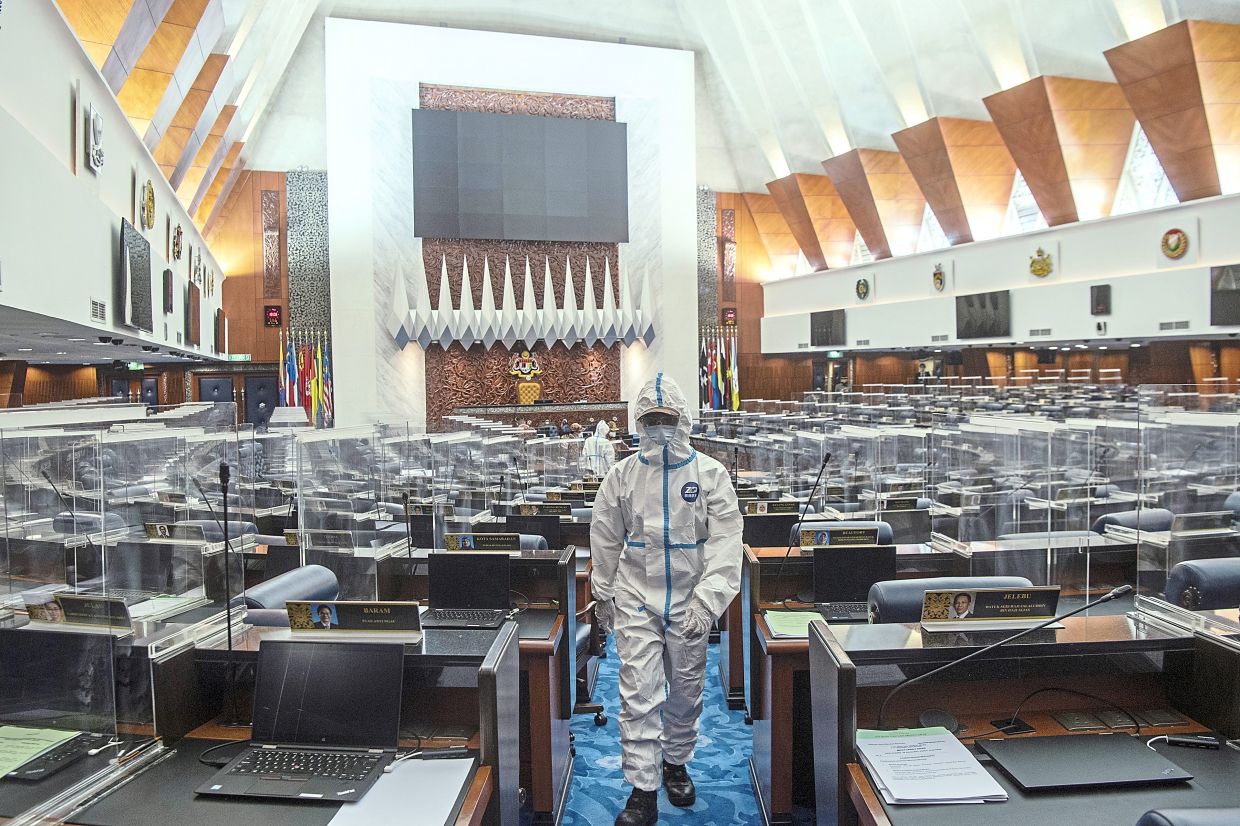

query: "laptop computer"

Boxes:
[420, 553, 511, 629]
[812, 545, 898, 622]
[196, 640, 404, 803]
[976, 734, 1193, 791]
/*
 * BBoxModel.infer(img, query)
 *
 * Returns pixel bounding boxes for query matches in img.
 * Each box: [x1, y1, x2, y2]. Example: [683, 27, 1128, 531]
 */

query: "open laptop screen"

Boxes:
[428, 552, 511, 611]
[813, 545, 898, 603]
[251, 641, 404, 749]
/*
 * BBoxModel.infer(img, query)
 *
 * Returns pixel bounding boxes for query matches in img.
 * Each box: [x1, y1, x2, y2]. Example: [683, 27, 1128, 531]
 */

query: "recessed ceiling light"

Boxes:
[55, 352, 67, 355]
[68, 338, 86, 342]
[17, 348, 31, 352]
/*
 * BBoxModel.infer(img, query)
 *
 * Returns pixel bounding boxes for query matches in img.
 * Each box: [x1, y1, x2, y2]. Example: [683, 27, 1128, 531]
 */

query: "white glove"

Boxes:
[594, 598, 615, 635]
[681, 599, 714, 640]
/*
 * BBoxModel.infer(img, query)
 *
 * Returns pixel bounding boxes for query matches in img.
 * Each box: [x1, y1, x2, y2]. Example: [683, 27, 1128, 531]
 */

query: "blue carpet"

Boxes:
[560, 638, 762, 825]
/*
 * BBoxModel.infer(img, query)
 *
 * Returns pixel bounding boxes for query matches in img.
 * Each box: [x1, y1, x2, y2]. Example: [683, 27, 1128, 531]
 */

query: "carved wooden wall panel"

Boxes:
[424, 342, 621, 427]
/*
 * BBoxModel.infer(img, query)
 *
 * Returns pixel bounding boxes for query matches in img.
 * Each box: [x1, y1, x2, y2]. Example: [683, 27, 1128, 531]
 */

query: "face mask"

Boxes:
[641, 424, 677, 446]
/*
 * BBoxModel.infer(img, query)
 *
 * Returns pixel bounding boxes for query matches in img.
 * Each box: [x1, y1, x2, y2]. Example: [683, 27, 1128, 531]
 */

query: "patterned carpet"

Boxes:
[557, 638, 763, 825]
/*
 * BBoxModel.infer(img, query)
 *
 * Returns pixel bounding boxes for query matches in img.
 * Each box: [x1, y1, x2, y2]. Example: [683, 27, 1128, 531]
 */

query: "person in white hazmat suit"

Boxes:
[580, 420, 617, 478]
[590, 373, 744, 825]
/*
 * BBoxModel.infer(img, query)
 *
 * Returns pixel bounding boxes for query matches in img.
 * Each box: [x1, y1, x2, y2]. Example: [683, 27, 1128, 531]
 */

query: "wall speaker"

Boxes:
[1091, 284, 1111, 316]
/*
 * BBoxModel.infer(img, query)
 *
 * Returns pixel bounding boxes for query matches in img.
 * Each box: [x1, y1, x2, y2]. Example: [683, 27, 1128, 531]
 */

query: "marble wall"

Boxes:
[697, 186, 718, 330]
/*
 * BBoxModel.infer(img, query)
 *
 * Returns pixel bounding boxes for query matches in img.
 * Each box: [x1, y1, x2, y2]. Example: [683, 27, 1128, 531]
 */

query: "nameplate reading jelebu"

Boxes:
[444, 532, 520, 552]
[920, 586, 1062, 632]
[745, 501, 799, 515]
[287, 600, 421, 634]
[800, 527, 879, 548]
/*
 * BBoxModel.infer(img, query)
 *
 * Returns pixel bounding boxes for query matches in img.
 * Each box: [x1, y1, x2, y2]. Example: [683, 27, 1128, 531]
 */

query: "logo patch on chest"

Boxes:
[680, 482, 700, 503]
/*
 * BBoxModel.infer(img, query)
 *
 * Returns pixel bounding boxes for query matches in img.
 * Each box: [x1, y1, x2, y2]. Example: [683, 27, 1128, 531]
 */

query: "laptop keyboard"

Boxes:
[425, 608, 505, 624]
[818, 601, 869, 621]
[230, 748, 381, 781]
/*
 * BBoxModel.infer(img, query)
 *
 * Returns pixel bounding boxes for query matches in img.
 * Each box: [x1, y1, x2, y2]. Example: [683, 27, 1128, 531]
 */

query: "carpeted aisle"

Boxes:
[559, 638, 762, 825]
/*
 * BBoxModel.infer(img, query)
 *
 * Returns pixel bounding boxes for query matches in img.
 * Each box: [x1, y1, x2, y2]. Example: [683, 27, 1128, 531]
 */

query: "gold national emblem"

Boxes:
[1161, 228, 1188, 260]
[1029, 247, 1053, 278]
[932, 264, 945, 292]
[855, 278, 870, 300]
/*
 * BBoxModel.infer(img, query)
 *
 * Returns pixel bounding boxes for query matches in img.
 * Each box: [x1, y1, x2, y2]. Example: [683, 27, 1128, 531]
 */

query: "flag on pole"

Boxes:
[714, 330, 726, 410]
[321, 338, 334, 426]
[278, 330, 287, 406]
[699, 336, 709, 409]
[730, 330, 741, 411]
[314, 336, 325, 428]
[300, 341, 313, 420]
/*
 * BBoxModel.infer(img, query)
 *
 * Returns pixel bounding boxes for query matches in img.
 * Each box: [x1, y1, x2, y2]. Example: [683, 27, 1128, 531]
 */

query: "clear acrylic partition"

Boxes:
[1131, 387, 1240, 629]
[428, 431, 486, 540]
[0, 427, 127, 789]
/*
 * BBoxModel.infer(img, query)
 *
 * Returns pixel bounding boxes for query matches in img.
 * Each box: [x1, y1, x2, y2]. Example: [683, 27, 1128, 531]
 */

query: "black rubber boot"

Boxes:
[615, 787, 658, 825]
[662, 760, 696, 807]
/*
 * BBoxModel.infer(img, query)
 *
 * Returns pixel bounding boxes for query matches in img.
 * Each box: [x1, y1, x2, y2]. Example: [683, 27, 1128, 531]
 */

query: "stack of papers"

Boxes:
[856, 727, 1007, 805]
[764, 610, 821, 637]
[0, 726, 79, 776]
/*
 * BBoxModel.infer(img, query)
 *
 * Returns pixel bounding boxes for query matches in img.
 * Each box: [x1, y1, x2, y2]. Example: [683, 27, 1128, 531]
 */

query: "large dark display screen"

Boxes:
[955, 290, 1011, 339]
[411, 108, 628, 242]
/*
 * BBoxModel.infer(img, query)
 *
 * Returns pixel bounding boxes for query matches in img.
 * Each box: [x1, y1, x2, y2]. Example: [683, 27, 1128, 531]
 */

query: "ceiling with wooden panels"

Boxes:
[53, 0, 1240, 253]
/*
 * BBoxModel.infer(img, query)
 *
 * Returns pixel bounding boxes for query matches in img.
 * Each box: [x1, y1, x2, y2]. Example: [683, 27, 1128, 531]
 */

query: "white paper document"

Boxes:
[326, 757, 475, 826]
[855, 727, 1007, 805]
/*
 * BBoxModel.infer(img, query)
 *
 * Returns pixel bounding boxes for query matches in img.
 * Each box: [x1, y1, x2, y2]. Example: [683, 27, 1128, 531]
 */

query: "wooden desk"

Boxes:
[810, 613, 1240, 826]
[517, 611, 572, 825]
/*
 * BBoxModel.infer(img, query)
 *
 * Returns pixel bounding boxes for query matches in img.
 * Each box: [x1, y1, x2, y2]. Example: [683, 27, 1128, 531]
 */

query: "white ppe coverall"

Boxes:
[580, 420, 617, 477]
[589, 374, 744, 791]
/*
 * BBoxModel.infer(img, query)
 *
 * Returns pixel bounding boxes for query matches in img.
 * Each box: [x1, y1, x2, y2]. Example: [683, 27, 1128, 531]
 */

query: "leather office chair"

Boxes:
[239, 564, 339, 627]
[1224, 491, 1240, 521]
[1091, 508, 1175, 535]
[1164, 559, 1240, 610]
[1136, 809, 1240, 826]
[788, 520, 894, 546]
[571, 507, 593, 522]
[868, 576, 1034, 624]
[519, 533, 550, 551]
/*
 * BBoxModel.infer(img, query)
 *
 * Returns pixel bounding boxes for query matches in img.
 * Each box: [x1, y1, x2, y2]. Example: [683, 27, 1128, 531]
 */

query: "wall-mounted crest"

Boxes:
[86, 104, 105, 173]
[855, 278, 870, 301]
[139, 179, 155, 230]
[172, 224, 183, 260]
[1029, 247, 1053, 278]
[932, 263, 945, 292]
[1161, 228, 1189, 260]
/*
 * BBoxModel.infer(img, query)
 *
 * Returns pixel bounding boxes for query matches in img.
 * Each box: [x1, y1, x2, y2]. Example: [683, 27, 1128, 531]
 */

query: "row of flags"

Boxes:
[279, 330, 334, 428]
[700, 327, 740, 411]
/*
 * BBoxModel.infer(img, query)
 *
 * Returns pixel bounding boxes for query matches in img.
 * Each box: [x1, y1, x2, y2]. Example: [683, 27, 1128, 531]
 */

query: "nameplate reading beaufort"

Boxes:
[444, 532, 520, 552]
[800, 527, 879, 548]
[54, 595, 132, 629]
[920, 586, 1062, 632]
[745, 501, 799, 515]
[287, 600, 421, 633]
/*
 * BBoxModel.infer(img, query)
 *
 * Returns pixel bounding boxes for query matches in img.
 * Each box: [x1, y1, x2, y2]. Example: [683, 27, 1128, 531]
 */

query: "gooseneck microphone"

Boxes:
[194, 462, 243, 725]
[875, 584, 1134, 730]
[771, 452, 832, 607]
[402, 491, 415, 558]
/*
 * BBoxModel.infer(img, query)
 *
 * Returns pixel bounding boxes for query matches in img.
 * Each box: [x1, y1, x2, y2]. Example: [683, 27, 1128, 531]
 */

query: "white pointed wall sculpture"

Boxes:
[457, 256, 479, 350]
[600, 257, 619, 347]
[636, 263, 657, 346]
[519, 257, 539, 348]
[410, 247, 434, 349]
[435, 256, 456, 349]
[541, 257, 559, 350]
[479, 257, 499, 349]
[619, 259, 638, 346]
[497, 256, 518, 348]
[386, 265, 412, 348]
[560, 257, 580, 349]
[582, 257, 599, 348]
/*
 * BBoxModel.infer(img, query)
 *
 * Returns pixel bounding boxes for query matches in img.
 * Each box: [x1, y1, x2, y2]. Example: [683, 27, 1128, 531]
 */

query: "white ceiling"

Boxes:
[232, 0, 1240, 192]
[0, 307, 218, 366]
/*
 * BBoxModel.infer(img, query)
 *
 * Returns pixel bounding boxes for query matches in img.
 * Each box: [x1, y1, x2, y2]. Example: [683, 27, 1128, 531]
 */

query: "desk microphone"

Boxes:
[771, 452, 831, 606]
[875, 583, 1133, 731]
[402, 491, 415, 557]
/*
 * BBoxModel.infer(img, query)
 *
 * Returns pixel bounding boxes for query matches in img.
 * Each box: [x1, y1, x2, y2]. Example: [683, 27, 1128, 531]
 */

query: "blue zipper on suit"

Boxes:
[655, 373, 673, 624]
